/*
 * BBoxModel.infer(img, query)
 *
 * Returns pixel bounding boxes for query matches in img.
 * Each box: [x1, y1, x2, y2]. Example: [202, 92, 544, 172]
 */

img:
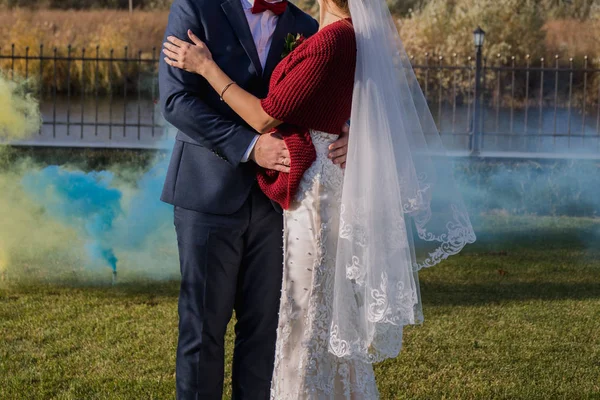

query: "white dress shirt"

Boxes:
[240, 0, 283, 162]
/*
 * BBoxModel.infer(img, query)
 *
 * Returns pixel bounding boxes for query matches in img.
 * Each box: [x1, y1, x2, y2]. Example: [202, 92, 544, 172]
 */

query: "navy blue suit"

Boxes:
[159, 0, 318, 398]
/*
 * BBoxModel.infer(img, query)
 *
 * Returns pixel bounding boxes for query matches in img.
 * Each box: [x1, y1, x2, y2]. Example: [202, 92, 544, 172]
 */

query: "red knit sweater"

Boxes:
[258, 19, 356, 210]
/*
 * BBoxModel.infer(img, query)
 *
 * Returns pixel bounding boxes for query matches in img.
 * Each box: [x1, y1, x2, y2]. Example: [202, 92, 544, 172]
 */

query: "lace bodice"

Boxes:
[271, 130, 380, 399]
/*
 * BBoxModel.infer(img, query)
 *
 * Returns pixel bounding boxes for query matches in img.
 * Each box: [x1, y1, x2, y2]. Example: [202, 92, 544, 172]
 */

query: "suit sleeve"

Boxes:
[159, 0, 256, 166]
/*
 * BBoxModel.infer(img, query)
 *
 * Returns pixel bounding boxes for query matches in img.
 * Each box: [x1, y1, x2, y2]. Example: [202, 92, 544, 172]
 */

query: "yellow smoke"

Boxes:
[0, 74, 178, 285]
[0, 244, 7, 282]
[0, 165, 88, 285]
[0, 75, 41, 141]
[0, 74, 79, 285]
[0, 75, 42, 285]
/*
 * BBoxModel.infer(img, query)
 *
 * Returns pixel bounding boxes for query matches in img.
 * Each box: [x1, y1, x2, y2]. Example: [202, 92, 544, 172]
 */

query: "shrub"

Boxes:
[539, 0, 597, 19]
[0, 0, 173, 9]
[0, 10, 167, 94]
[399, 0, 547, 62]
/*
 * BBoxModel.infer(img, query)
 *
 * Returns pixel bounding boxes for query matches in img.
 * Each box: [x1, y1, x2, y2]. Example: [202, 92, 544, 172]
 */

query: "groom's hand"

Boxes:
[250, 133, 291, 173]
[329, 123, 349, 169]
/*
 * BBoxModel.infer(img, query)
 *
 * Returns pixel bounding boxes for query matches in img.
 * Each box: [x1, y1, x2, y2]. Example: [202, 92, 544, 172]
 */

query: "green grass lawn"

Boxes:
[2, 216, 600, 399]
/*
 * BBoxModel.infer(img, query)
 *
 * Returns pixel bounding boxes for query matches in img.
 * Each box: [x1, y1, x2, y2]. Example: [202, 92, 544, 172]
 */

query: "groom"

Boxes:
[159, 0, 348, 398]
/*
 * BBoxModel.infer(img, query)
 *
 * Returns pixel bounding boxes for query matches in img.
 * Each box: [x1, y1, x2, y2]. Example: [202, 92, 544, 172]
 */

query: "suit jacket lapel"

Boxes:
[264, 7, 295, 81]
[221, 0, 263, 76]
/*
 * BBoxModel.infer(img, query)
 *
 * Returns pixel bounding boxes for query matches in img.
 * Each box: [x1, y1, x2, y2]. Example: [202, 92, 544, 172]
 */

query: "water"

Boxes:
[433, 104, 600, 157]
[8, 96, 600, 158]
[11, 96, 174, 149]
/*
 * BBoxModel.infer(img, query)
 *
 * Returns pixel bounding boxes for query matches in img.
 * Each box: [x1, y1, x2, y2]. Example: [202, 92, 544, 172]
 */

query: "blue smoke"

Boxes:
[112, 157, 173, 250]
[21, 166, 122, 271]
[20, 148, 175, 275]
[455, 159, 600, 218]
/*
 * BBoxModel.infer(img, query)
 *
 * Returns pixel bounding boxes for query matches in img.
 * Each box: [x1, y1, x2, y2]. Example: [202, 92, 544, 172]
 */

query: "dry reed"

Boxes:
[0, 7, 598, 99]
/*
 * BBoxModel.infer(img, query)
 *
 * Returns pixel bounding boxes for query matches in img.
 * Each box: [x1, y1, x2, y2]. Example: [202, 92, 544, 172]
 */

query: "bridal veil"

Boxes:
[329, 0, 477, 363]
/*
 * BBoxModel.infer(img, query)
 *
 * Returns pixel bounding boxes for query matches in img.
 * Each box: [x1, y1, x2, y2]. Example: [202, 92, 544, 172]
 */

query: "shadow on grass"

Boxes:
[468, 224, 600, 251]
[421, 280, 600, 307]
[8, 272, 600, 307]
[4, 217, 599, 306]
[1, 280, 181, 300]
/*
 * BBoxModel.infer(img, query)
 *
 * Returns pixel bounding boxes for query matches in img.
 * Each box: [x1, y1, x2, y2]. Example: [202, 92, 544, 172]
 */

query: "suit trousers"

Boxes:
[174, 185, 283, 400]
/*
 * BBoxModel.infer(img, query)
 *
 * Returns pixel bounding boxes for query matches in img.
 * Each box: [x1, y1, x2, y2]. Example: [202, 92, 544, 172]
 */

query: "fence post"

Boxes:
[471, 26, 485, 156]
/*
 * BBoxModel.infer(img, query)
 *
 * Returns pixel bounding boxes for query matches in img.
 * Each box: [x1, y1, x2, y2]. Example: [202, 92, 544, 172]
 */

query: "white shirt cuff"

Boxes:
[241, 135, 260, 163]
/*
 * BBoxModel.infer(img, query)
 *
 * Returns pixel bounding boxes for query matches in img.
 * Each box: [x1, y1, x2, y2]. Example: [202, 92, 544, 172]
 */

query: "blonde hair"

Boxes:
[329, 0, 350, 14]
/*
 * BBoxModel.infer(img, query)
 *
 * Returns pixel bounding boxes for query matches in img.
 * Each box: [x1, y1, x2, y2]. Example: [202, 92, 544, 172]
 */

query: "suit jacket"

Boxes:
[159, 0, 319, 214]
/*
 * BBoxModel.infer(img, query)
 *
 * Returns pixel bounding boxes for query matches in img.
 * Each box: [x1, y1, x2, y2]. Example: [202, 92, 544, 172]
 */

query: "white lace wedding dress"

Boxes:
[270, 131, 393, 399]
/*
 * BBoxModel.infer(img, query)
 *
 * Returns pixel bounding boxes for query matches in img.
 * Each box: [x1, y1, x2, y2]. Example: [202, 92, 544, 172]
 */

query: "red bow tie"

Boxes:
[251, 0, 287, 15]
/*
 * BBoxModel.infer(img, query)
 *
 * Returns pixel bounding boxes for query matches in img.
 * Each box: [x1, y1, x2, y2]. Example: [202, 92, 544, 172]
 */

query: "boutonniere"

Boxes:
[281, 33, 306, 59]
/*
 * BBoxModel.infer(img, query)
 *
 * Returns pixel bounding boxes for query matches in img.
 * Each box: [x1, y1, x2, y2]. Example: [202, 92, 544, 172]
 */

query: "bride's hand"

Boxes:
[163, 30, 214, 76]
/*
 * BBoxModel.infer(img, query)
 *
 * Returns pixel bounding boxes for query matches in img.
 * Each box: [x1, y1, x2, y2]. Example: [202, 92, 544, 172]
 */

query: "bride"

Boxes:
[163, 0, 476, 397]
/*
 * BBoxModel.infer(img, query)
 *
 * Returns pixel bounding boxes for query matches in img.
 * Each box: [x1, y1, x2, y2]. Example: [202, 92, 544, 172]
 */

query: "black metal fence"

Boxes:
[1, 43, 600, 156]
[411, 51, 600, 156]
[0, 45, 163, 148]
